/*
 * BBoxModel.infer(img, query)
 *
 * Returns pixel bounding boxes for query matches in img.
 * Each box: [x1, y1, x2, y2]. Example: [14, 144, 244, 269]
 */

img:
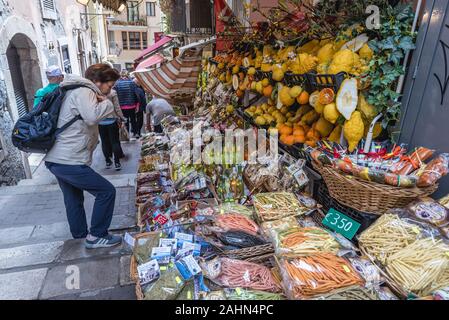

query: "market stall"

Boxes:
[126, 0, 449, 301]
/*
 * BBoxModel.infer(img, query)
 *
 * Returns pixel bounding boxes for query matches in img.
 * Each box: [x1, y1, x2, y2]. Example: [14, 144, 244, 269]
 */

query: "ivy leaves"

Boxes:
[364, 4, 416, 129]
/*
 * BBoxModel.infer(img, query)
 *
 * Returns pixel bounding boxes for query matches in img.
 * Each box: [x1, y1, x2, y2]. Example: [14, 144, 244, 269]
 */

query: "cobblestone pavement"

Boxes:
[0, 141, 141, 300]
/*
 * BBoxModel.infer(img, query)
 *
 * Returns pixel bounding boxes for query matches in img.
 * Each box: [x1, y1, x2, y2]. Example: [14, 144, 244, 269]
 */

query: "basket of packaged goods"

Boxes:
[309, 147, 447, 215]
[358, 212, 449, 298]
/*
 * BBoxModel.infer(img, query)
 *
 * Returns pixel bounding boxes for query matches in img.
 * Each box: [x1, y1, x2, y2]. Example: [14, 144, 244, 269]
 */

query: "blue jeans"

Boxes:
[45, 162, 116, 238]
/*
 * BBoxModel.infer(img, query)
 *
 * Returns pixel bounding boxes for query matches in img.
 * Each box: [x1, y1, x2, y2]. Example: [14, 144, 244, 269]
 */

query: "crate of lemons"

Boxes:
[244, 79, 382, 151]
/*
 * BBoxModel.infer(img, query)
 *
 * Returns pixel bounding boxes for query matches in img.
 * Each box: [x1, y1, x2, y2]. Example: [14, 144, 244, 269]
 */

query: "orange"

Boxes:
[279, 125, 293, 136]
[236, 89, 244, 98]
[293, 127, 305, 136]
[305, 140, 317, 147]
[282, 135, 295, 145]
[294, 134, 305, 144]
[263, 85, 273, 98]
[296, 91, 310, 105]
[318, 88, 335, 105]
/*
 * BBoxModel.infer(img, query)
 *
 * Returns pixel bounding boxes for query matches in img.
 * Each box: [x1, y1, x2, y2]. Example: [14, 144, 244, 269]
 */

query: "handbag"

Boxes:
[119, 125, 130, 142]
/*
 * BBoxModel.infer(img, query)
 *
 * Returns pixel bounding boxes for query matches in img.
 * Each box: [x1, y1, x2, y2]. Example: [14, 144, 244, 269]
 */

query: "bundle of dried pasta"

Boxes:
[275, 227, 341, 257]
[358, 214, 421, 264]
[281, 253, 364, 299]
[385, 238, 449, 296]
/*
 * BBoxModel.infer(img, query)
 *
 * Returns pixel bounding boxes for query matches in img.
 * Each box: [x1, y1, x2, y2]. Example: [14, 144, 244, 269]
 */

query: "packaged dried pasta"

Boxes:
[133, 232, 162, 265]
[385, 237, 449, 297]
[274, 226, 341, 258]
[358, 214, 437, 265]
[280, 253, 364, 300]
[143, 263, 185, 300]
[348, 256, 383, 288]
[253, 192, 305, 222]
[200, 257, 281, 293]
[224, 288, 285, 300]
[417, 153, 449, 187]
[312, 285, 379, 300]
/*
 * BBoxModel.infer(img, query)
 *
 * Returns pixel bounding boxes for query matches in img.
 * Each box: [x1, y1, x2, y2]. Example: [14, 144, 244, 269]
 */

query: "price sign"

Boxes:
[322, 208, 361, 240]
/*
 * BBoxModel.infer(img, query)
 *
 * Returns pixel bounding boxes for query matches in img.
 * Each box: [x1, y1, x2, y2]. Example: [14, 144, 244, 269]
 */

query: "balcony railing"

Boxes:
[110, 18, 147, 27]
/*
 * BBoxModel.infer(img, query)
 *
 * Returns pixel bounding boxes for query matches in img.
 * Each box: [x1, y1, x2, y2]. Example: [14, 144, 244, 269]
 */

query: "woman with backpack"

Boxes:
[44, 64, 123, 249]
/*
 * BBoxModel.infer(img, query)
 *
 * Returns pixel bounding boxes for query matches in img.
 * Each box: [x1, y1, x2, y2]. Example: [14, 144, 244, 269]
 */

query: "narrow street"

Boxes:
[0, 141, 140, 300]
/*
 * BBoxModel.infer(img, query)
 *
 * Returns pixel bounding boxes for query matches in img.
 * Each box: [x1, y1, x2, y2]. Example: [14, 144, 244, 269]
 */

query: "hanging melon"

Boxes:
[336, 78, 358, 120]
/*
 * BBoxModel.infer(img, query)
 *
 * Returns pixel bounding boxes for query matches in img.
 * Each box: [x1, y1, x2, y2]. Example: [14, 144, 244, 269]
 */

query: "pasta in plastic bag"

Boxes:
[200, 257, 280, 293]
[280, 253, 364, 299]
[143, 263, 185, 300]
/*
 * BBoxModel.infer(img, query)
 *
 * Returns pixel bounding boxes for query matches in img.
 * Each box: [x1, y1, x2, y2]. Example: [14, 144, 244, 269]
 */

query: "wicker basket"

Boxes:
[129, 232, 162, 284]
[312, 162, 438, 215]
[221, 243, 275, 261]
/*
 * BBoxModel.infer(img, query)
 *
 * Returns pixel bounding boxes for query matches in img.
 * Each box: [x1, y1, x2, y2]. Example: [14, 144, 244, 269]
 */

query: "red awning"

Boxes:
[135, 36, 173, 62]
[136, 54, 165, 71]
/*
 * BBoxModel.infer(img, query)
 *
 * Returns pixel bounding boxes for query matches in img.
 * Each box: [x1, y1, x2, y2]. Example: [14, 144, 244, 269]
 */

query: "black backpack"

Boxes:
[12, 85, 86, 154]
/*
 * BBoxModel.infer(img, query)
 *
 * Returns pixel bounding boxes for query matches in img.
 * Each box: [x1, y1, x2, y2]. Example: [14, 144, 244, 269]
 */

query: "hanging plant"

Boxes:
[363, 4, 416, 128]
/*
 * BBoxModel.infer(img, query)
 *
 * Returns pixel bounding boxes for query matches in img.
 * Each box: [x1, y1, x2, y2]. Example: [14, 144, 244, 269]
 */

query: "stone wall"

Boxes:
[0, 79, 26, 186]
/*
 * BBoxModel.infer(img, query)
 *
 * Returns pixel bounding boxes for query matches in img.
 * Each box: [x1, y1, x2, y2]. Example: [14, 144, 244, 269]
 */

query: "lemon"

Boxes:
[289, 86, 303, 99]
[323, 103, 341, 124]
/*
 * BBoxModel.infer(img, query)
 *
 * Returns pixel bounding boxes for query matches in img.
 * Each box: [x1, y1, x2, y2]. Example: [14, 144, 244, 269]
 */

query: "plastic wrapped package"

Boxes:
[143, 263, 185, 300]
[384, 237, 449, 296]
[261, 216, 300, 241]
[417, 153, 449, 187]
[280, 253, 364, 299]
[176, 280, 195, 300]
[274, 226, 341, 258]
[406, 197, 449, 239]
[215, 231, 267, 248]
[312, 286, 379, 300]
[253, 192, 306, 222]
[224, 288, 286, 300]
[348, 256, 383, 289]
[358, 214, 437, 265]
[213, 214, 260, 236]
[133, 232, 162, 265]
[200, 257, 281, 293]
[217, 203, 255, 219]
[390, 147, 435, 175]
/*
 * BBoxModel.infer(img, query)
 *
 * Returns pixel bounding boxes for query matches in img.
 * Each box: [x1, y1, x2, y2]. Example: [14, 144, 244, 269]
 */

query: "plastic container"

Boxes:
[307, 72, 348, 93]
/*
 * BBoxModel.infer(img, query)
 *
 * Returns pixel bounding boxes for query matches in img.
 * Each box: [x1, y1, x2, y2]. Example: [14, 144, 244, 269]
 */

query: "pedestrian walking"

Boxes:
[33, 66, 64, 107]
[44, 64, 123, 249]
[114, 70, 141, 140]
[134, 78, 147, 136]
[145, 96, 177, 133]
[98, 89, 126, 171]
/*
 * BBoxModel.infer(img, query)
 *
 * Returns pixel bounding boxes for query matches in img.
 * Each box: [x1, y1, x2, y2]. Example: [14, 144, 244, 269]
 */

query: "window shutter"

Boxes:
[41, 0, 57, 20]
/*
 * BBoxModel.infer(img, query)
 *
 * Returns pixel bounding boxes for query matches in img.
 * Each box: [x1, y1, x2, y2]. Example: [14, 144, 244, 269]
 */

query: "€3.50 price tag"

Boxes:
[322, 208, 361, 240]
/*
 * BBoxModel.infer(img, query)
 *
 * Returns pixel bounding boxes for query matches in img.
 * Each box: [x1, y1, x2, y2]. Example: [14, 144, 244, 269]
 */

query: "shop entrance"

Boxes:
[6, 33, 42, 117]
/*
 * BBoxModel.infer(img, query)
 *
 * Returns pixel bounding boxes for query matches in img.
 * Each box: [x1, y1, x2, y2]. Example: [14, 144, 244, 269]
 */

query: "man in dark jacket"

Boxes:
[114, 70, 141, 139]
[134, 78, 147, 137]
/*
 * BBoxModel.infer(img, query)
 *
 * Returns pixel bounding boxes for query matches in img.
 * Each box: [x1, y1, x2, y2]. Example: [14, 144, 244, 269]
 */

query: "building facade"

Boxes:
[0, 0, 99, 185]
[106, 0, 164, 71]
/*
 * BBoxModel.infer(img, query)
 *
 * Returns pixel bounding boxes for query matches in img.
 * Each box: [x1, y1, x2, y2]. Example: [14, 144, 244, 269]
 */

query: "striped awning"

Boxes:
[136, 53, 165, 71]
[134, 48, 203, 105]
[93, 0, 126, 12]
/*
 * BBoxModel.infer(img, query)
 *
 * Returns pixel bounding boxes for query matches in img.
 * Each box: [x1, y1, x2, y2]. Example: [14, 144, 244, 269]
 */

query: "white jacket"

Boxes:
[44, 75, 115, 166]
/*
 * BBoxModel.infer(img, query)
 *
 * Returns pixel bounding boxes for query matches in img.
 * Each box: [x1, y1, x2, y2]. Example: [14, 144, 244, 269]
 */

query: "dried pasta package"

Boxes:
[224, 288, 285, 300]
[143, 263, 186, 300]
[217, 203, 254, 219]
[253, 192, 306, 222]
[133, 232, 162, 265]
[385, 238, 449, 297]
[280, 253, 364, 300]
[200, 257, 281, 293]
[176, 280, 195, 300]
[358, 214, 437, 265]
[212, 214, 260, 236]
[406, 198, 449, 237]
[312, 286, 379, 300]
[274, 226, 341, 258]
[262, 216, 300, 241]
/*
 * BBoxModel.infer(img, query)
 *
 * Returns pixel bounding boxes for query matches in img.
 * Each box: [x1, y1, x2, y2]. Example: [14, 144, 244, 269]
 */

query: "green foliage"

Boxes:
[363, 4, 416, 128]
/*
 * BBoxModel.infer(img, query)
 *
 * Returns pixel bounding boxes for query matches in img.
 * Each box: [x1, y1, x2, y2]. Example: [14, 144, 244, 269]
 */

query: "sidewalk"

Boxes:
[0, 141, 140, 300]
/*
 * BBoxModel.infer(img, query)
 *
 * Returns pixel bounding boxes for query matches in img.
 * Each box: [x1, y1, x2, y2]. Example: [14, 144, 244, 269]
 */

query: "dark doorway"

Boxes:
[6, 33, 42, 117]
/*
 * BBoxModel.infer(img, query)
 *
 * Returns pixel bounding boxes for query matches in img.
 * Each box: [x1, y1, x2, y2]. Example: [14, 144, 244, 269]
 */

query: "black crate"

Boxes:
[255, 70, 273, 82]
[307, 71, 348, 93]
[284, 72, 312, 92]
[311, 174, 378, 236]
